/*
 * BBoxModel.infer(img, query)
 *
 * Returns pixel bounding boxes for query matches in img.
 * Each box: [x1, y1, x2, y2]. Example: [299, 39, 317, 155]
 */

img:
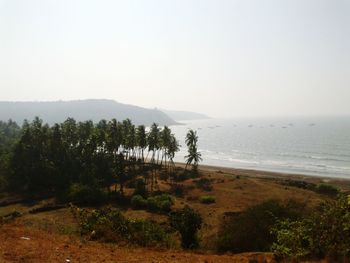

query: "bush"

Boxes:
[131, 194, 174, 213]
[133, 178, 147, 197]
[316, 183, 339, 196]
[200, 195, 216, 204]
[272, 195, 350, 261]
[216, 199, 306, 253]
[67, 184, 107, 205]
[0, 174, 7, 192]
[131, 195, 147, 209]
[170, 183, 185, 197]
[282, 179, 316, 190]
[159, 171, 169, 181]
[128, 219, 170, 246]
[70, 205, 169, 247]
[147, 194, 174, 213]
[169, 205, 202, 249]
[171, 171, 190, 182]
[194, 177, 213, 191]
[146, 197, 158, 212]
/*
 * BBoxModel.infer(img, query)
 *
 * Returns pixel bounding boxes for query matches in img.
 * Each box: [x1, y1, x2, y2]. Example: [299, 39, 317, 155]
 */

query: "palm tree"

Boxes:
[147, 123, 161, 191]
[96, 119, 108, 153]
[184, 130, 202, 172]
[185, 130, 198, 148]
[147, 123, 160, 165]
[167, 134, 179, 173]
[185, 145, 202, 171]
[136, 125, 147, 162]
[106, 119, 120, 155]
[160, 126, 171, 167]
[121, 119, 132, 159]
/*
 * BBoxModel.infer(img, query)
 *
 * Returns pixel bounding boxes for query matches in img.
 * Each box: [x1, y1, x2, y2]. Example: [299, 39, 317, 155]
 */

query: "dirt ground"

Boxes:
[1, 165, 349, 263]
[0, 223, 279, 263]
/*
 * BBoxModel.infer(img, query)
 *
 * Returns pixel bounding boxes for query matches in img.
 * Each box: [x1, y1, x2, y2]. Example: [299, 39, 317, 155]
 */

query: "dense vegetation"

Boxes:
[272, 195, 350, 261]
[216, 200, 306, 253]
[169, 205, 202, 249]
[0, 120, 21, 191]
[0, 117, 183, 199]
[216, 195, 350, 261]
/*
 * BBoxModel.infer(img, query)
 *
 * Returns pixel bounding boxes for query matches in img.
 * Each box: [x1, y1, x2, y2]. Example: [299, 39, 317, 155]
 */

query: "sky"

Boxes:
[0, 0, 349, 118]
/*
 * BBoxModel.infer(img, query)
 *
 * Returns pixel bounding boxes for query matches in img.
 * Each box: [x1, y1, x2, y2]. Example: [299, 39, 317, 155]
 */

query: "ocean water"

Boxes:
[170, 117, 350, 178]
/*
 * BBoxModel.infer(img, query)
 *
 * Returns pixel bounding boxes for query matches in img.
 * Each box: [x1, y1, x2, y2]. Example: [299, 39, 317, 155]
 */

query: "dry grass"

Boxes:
[1, 165, 350, 262]
[0, 223, 277, 263]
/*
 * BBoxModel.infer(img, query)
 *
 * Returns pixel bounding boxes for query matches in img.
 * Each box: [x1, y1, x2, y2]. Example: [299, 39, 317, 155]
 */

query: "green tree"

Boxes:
[167, 134, 179, 174]
[160, 126, 172, 167]
[136, 125, 147, 162]
[272, 195, 350, 261]
[185, 130, 202, 172]
[0, 119, 21, 191]
[10, 117, 54, 193]
[106, 119, 121, 155]
[169, 205, 202, 249]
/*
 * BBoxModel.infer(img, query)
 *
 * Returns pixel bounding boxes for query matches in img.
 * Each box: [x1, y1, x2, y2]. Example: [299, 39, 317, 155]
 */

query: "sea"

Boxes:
[169, 116, 350, 178]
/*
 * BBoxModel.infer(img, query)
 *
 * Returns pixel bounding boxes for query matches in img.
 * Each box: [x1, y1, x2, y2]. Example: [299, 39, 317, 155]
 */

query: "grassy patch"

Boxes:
[70, 205, 170, 247]
[131, 194, 174, 213]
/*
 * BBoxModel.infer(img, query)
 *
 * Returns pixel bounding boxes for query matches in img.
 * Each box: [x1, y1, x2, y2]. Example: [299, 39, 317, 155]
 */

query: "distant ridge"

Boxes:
[161, 109, 210, 121]
[0, 99, 177, 126]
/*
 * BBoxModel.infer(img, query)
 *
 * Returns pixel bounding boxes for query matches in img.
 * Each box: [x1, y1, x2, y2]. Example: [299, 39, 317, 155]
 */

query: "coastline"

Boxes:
[174, 162, 350, 188]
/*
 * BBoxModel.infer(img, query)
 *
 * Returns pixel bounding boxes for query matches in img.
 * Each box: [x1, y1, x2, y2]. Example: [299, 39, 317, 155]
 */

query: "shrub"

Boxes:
[159, 171, 169, 181]
[169, 205, 202, 249]
[0, 175, 7, 192]
[316, 183, 339, 196]
[1, 210, 22, 225]
[272, 195, 350, 261]
[147, 194, 174, 213]
[194, 177, 213, 191]
[132, 194, 174, 213]
[171, 171, 190, 182]
[70, 205, 169, 247]
[200, 195, 216, 204]
[128, 219, 169, 246]
[131, 195, 147, 209]
[282, 180, 316, 190]
[133, 178, 147, 197]
[67, 183, 107, 205]
[216, 199, 306, 253]
[147, 197, 158, 212]
[159, 200, 172, 212]
[170, 183, 185, 197]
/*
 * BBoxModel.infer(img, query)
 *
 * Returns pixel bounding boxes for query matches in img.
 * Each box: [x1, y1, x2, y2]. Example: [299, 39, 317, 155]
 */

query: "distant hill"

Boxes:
[161, 109, 210, 121]
[0, 100, 177, 126]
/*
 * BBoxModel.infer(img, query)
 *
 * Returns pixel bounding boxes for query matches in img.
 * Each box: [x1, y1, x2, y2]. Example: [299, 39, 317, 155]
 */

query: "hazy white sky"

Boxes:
[0, 0, 349, 118]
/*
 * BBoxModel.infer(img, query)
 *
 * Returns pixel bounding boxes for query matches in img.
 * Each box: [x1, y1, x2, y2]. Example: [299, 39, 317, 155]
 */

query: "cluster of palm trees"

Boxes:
[3, 116, 204, 196]
[100, 119, 180, 169]
[7, 117, 180, 195]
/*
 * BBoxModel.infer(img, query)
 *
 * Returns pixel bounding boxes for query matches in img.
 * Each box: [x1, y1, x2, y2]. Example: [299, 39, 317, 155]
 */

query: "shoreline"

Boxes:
[174, 162, 350, 185]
